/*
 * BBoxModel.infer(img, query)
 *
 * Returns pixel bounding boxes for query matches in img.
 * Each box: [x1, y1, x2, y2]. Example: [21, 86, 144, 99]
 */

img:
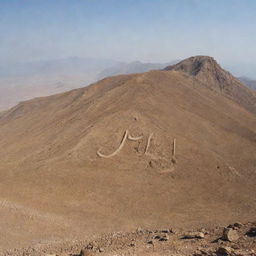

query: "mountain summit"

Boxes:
[164, 56, 256, 114]
[164, 56, 217, 74]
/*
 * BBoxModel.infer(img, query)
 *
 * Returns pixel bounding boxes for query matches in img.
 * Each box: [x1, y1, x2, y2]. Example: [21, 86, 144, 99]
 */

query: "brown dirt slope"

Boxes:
[0, 56, 255, 250]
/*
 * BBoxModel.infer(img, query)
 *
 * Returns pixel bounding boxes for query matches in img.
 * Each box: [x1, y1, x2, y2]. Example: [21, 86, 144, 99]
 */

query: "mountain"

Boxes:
[97, 60, 178, 79]
[0, 57, 119, 111]
[164, 56, 256, 115]
[0, 57, 119, 78]
[239, 76, 256, 90]
[0, 58, 179, 111]
[0, 56, 256, 250]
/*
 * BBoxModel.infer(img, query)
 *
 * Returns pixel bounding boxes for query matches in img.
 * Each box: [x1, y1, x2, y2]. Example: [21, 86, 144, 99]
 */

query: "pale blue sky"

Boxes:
[0, 0, 255, 77]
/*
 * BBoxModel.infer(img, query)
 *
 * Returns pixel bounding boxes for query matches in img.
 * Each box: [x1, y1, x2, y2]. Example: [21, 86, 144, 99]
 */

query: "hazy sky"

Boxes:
[0, 0, 255, 77]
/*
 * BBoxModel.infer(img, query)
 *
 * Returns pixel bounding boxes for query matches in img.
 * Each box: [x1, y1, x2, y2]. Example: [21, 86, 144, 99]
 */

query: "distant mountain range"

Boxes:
[238, 77, 256, 90]
[97, 60, 179, 79]
[0, 57, 120, 111]
[0, 57, 119, 78]
[0, 58, 178, 111]
[0, 57, 255, 111]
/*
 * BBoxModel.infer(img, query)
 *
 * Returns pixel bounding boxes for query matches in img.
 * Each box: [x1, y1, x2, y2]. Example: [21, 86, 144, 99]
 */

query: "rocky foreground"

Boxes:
[1, 222, 256, 256]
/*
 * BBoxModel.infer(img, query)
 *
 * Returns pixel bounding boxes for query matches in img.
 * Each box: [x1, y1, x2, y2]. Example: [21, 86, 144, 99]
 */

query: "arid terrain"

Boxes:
[0, 56, 255, 254]
[1, 222, 256, 256]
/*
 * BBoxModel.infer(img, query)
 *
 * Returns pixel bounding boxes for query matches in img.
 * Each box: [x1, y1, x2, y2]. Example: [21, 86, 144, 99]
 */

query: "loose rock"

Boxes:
[161, 229, 171, 233]
[136, 227, 143, 233]
[183, 232, 205, 239]
[227, 222, 243, 230]
[222, 228, 239, 242]
[216, 246, 233, 256]
[159, 233, 169, 241]
[98, 248, 104, 253]
[80, 249, 93, 256]
[147, 240, 154, 245]
[247, 227, 256, 237]
[130, 240, 136, 247]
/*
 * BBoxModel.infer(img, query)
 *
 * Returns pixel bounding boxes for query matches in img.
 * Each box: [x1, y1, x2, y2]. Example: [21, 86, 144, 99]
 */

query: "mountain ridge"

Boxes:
[97, 60, 179, 79]
[164, 56, 256, 114]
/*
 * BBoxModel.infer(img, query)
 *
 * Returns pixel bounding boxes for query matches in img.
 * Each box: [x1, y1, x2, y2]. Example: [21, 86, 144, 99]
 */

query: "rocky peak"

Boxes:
[164, 56, 256, 114]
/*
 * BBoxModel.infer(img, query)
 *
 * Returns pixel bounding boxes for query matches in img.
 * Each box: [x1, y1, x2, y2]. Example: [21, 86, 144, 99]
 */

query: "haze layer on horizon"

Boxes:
[0, 0, 255, 78]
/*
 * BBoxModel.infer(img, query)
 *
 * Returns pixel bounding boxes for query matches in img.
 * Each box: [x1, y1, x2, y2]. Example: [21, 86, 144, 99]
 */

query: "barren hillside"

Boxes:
[0, 56, 255, 250]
